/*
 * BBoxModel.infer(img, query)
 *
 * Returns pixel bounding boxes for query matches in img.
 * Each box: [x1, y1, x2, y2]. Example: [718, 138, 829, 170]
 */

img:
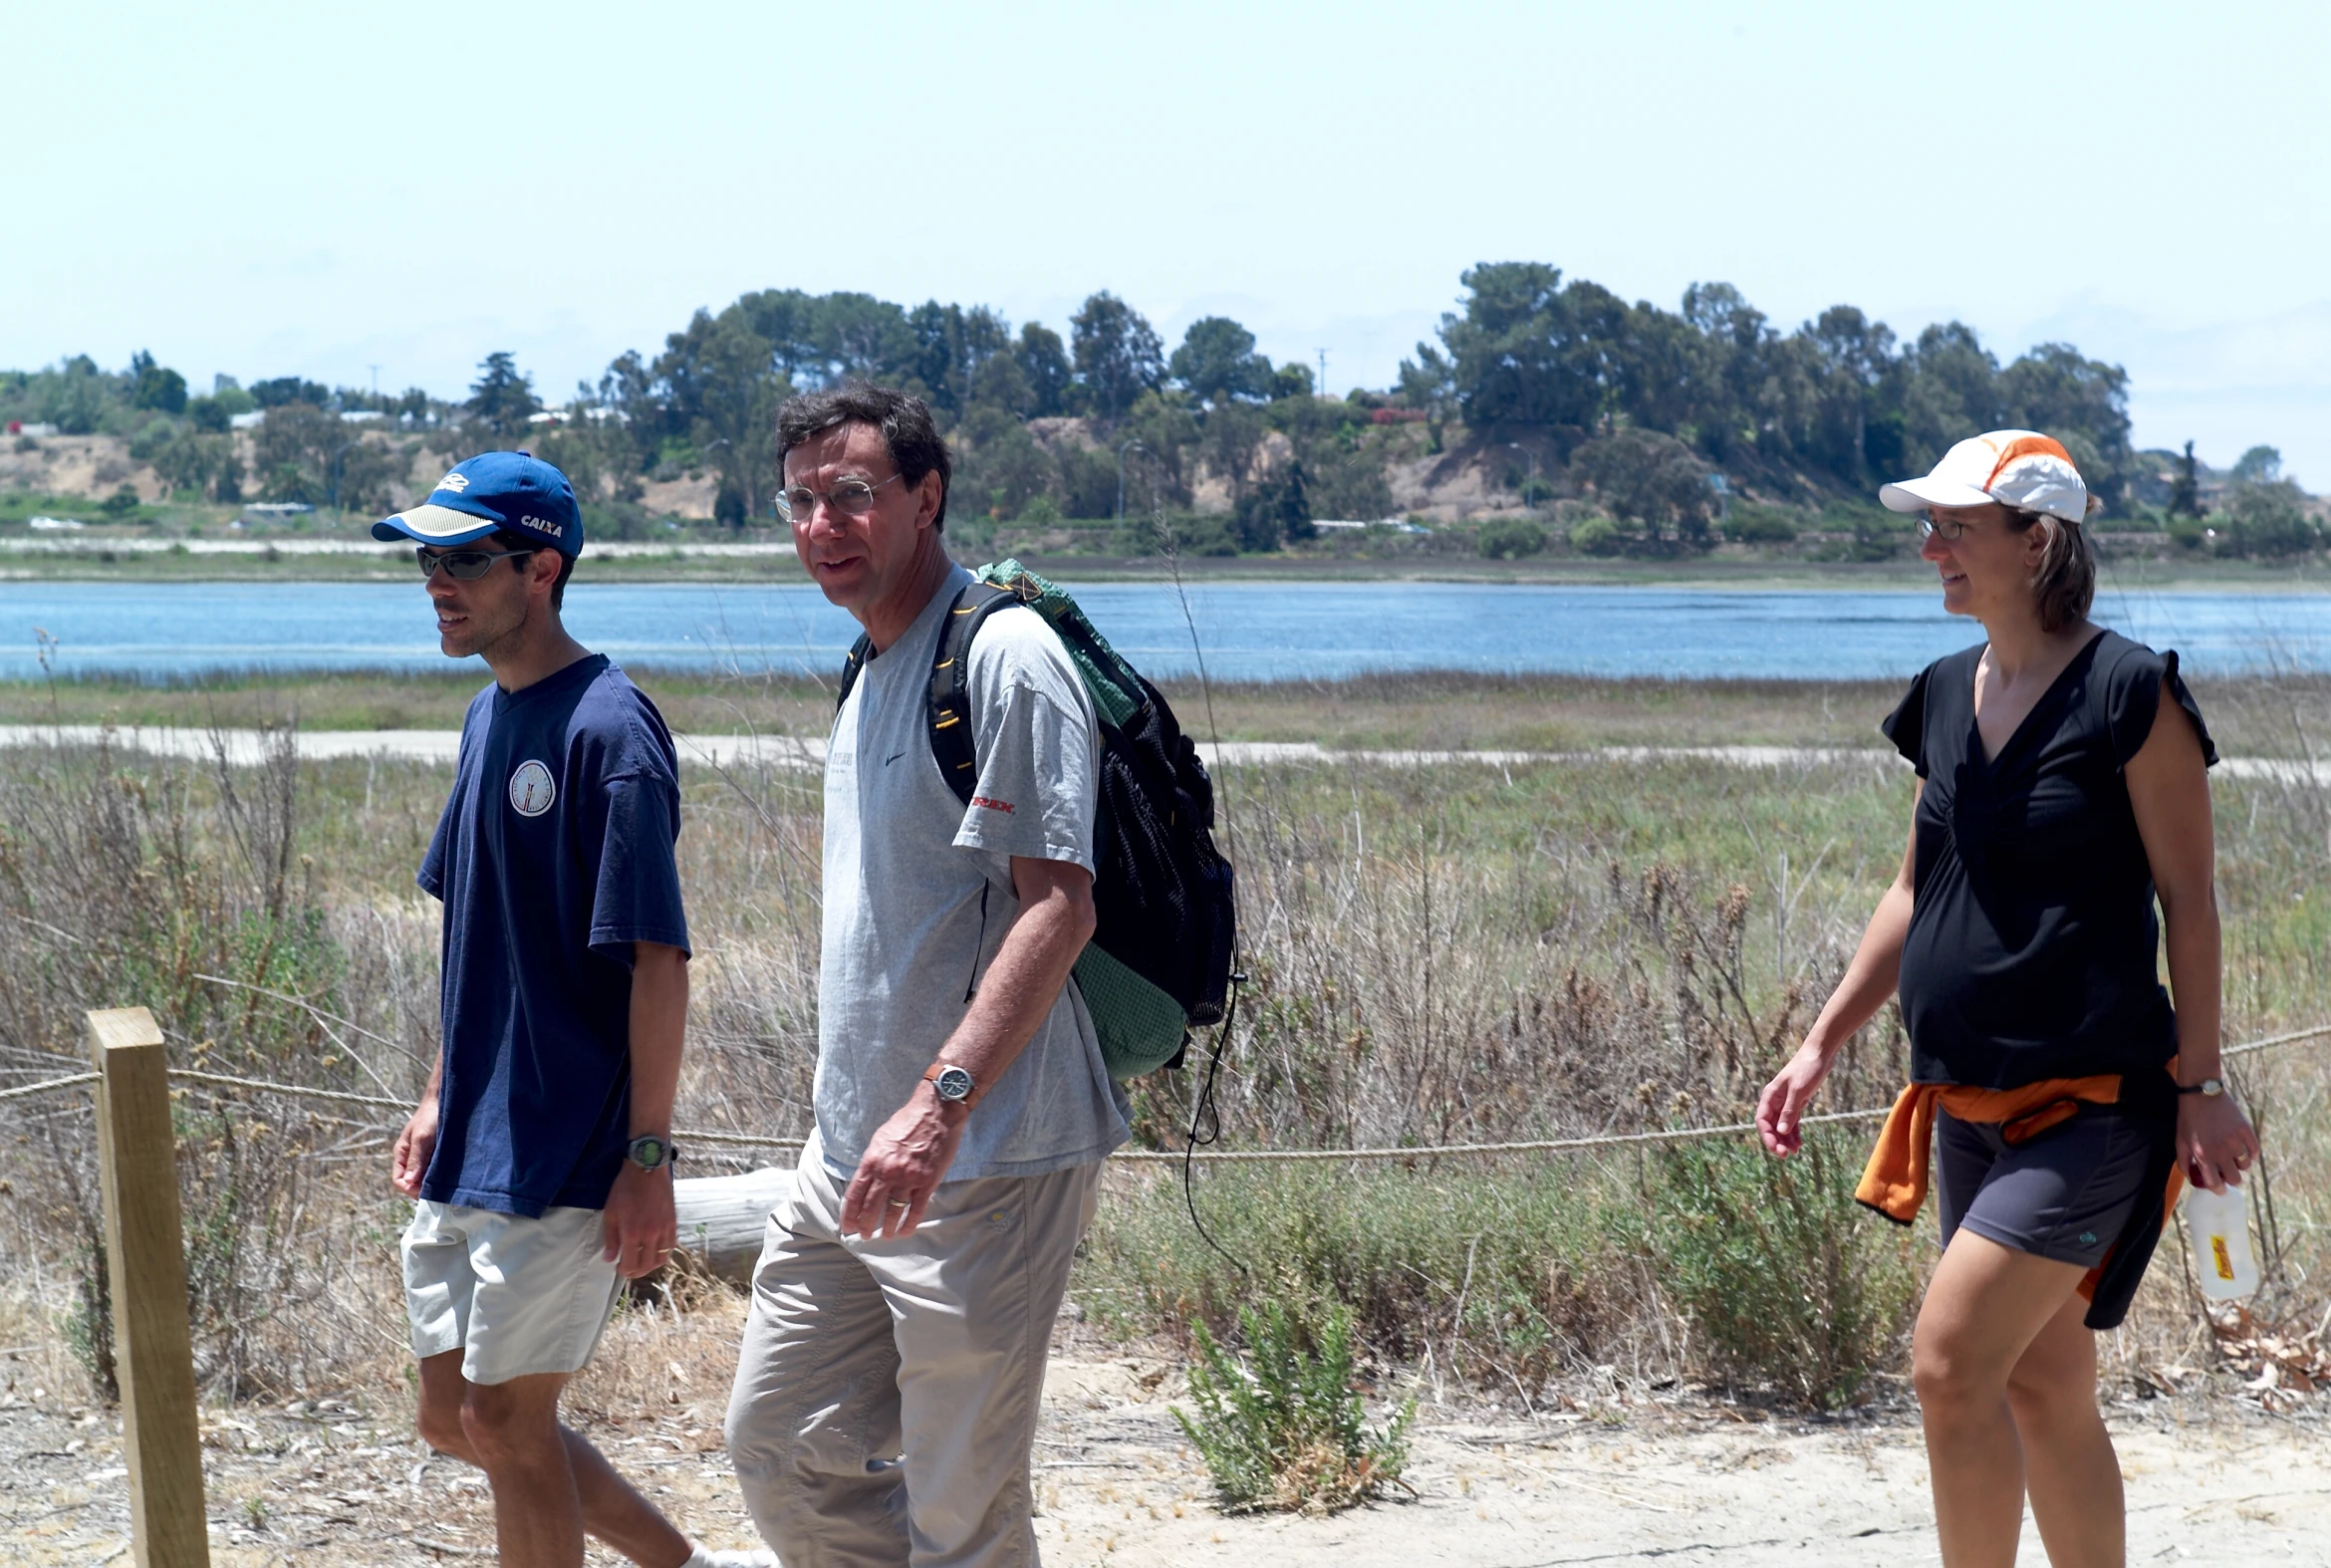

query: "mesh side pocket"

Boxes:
[1072, 943, 1188, 1081]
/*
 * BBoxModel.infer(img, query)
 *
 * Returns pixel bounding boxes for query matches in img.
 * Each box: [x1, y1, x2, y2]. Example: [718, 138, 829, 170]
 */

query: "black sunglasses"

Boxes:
[415, 546, 542, 581]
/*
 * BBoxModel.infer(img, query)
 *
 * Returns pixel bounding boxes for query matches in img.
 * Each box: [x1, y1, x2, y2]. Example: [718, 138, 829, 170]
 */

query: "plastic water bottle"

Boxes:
[2184, 1183, 2260, 1301]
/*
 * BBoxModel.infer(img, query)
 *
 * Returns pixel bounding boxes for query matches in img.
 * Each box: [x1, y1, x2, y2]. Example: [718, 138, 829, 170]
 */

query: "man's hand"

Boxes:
[391, 1098, 439, 1198]
[836, 856, 1088, 1242]
[842, 1085, 967, 1240]
[601, 1160, 678, 1279]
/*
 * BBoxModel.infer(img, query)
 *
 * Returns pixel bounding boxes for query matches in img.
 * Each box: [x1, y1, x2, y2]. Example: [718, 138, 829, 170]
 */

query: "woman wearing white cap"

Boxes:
[1755, 431, 2258, 1566]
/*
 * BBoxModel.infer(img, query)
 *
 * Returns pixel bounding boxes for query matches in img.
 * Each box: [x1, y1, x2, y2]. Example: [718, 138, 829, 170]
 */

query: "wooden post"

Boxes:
[90, 1006, 210, 1568]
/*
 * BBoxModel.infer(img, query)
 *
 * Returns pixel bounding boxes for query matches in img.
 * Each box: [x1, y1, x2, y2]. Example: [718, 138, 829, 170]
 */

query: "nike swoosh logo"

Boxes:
[885, 750, 907, 765]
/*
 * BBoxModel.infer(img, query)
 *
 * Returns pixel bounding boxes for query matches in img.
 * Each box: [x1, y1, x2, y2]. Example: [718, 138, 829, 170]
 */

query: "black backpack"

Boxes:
[835, 560, 1236, 1079]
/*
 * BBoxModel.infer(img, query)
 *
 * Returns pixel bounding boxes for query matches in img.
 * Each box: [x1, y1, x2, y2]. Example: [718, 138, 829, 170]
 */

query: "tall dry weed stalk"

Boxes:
[1133, 761, 1899, 1156]
[0, 731, 415, 1397]
[661, 754, 825, 1152]
[1094, 757, 1925, 1407]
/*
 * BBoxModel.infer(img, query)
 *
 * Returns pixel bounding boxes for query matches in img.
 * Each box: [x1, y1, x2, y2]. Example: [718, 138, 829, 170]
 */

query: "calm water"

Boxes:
[3, 580, 2327, 683]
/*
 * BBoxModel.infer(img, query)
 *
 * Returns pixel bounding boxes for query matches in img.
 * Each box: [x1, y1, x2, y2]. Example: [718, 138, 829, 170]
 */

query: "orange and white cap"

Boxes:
[1879, 429, 2090, 525]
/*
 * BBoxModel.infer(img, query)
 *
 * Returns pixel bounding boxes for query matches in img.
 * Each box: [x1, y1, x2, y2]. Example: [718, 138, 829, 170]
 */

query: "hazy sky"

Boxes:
[11, 1, 2329, 479]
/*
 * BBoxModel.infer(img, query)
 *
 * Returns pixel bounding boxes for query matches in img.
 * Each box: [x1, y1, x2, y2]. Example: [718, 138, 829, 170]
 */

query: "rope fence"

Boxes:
[0, 1069, 96, 1104]
[3, 1021, 2326, 1164]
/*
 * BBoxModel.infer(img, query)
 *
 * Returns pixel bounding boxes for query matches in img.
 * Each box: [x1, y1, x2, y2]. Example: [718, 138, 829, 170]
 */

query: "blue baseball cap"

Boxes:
[373, 451, 584, 557]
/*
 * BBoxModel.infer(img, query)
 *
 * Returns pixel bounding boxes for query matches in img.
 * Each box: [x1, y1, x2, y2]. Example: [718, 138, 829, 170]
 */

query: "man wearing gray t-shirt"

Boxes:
[725, 386, 1128, 1567]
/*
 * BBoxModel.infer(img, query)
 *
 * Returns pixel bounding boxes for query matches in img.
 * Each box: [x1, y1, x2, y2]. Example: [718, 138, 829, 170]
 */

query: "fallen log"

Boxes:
[671, 1165, 792, 1286]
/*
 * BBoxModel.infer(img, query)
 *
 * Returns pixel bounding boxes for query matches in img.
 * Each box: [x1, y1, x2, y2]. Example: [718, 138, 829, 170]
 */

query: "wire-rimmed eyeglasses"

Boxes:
[776, 472, 904, 525]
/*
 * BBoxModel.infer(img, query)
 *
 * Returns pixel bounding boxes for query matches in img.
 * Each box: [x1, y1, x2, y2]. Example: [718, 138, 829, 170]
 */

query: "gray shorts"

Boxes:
[1936, 1104, 2163, 1268]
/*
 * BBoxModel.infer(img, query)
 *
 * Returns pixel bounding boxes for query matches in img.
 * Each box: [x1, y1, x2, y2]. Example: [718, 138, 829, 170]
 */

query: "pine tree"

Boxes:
[2168, 440, 2201, 518]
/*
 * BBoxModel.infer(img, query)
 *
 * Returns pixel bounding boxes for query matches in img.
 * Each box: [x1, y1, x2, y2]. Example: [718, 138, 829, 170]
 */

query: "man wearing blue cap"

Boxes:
[377, 453, 762, 1568]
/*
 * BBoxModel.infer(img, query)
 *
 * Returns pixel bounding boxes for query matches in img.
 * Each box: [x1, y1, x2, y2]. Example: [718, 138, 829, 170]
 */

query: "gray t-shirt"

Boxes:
[814, 565, 1130, 1182]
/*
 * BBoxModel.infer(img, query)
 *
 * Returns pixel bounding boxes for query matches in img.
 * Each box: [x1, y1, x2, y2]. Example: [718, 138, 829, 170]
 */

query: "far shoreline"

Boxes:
[0, 548, 2323, 594]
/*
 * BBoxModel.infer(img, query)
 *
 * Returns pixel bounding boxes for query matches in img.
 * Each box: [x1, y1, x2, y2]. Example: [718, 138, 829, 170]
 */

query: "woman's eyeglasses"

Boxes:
[415, 546, 541, 580]
[776, 472, 904, 525]
[1918, 512, 1976, 541]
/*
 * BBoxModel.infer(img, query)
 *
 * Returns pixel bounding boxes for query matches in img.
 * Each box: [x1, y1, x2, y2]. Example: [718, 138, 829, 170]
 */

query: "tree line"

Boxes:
[5, 265, 2322, 557]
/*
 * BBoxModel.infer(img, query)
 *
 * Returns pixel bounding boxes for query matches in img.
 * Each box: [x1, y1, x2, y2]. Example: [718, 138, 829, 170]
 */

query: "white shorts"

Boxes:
[401, 1200, 622, 1386]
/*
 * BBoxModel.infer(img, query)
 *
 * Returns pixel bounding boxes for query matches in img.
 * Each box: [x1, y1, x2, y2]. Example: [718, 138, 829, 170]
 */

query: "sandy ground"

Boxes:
[6, 1341, 2328, 1567]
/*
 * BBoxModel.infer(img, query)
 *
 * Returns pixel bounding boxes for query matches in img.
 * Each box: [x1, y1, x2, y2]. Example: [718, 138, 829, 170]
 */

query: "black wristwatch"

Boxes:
[2175, 1077, 2225, 1099]
[923, 1062, 976, 1106]
[625, 1134, 677, 1172]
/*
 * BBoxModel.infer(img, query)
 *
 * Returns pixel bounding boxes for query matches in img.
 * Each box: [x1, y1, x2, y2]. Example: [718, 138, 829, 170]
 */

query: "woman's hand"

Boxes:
[1756, 1043, 1832, 1158]
[2178, 1091, 2260, 1194]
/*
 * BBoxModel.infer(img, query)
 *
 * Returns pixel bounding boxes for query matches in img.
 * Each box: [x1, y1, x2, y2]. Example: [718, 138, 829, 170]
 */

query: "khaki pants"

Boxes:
[724, 1134, 1102, 1568]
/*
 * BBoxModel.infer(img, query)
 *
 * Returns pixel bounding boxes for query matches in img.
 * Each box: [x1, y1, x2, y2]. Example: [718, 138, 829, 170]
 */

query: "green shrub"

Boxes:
[1648, 1130, 1918, 1409]
[1079, 1164, 1641, 1394]
[581, 500, 665, 542]
[101, 484, 141, 517]
[128, 416, 178, 462]
[1568, 514, 1624, 555]
[2223, 480, 2321, 558]
[1476, 516, 1547, 559]
[1173, 1299, 1414, 1514]
[1724, 503, 1800, 543]
[1808, 500, 1909, 563]
[1120, 509, 1238, 557]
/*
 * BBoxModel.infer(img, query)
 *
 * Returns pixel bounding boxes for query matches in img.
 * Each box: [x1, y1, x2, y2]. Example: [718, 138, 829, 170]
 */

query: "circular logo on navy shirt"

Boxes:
[508, 759, 557, 817]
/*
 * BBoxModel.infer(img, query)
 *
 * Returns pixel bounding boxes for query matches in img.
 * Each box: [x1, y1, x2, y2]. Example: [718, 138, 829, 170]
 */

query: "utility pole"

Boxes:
[1316, 348, 1328, 399]
[369, 364, 382, 397]
[1115, 438, 1150, 523]
[1503, 442, 1541, 508]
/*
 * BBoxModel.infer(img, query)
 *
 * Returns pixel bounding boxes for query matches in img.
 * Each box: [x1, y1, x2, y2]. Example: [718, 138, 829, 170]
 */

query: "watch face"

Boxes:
[935, 1066, 975, 1102]
[630, 1137, 666, 1168]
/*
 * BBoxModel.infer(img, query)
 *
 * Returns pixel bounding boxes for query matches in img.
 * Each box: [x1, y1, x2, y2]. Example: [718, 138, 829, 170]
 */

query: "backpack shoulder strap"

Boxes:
[926, 581, 1025, 805]
[835, 632, 874, 712]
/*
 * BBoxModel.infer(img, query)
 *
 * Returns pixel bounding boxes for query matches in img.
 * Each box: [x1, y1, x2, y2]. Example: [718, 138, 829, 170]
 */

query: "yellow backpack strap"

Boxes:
[925, 582, 1017, 804]
[835, 632, 874, 712]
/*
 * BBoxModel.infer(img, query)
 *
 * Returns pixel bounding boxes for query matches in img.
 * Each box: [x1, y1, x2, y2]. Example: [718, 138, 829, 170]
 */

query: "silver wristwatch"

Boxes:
[625, 1134, 677, 1172]
[923, 1062, 975, 1105]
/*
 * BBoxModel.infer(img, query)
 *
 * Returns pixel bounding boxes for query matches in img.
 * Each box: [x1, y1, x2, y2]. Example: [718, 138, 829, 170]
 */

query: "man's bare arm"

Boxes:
[602, 940, 687, 1276]
[841, 857, 1096, 1238]
[391, 1054, 445, 1197]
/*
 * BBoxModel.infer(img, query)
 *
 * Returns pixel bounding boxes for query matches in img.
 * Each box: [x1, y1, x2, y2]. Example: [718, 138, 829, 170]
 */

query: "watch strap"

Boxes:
[2174, 1078, 2224, 1097]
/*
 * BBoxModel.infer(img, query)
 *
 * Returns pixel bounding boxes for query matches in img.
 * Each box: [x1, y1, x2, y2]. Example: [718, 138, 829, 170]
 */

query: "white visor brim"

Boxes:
[372, 504, 502, 546]
[1878, 477, 1996, 514]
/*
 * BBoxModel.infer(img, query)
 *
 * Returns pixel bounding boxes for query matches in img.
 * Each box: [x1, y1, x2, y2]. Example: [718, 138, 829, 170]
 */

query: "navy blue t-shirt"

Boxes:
[417, 654, 689, 1216]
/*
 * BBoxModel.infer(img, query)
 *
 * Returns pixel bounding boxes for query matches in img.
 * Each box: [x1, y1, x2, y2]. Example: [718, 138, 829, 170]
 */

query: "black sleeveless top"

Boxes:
[1881, 630, 2216, 1089]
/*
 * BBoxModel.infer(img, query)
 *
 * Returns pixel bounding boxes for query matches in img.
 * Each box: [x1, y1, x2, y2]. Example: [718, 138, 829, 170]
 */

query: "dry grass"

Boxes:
[9, 664, 2331, 757]
[0, 670, 2325, 1415]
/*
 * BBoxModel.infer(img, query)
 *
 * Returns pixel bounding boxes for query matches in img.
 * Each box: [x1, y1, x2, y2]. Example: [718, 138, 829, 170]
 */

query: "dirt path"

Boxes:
[9, 727, 2323, 792]
[6, 1346, 2328, 1567]
[1038, 1362, 2331, 1565]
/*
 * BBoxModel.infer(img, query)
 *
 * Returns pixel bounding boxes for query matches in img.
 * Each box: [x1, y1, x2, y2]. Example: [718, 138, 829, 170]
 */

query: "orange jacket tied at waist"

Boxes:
[1854, 1071, 2186, 1323]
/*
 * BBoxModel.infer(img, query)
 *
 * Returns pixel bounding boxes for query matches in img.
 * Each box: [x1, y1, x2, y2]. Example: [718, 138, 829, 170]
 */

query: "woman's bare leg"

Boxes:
[1913, 1230, 2109, 1567]
[2009, 1292, 2124, 1567]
